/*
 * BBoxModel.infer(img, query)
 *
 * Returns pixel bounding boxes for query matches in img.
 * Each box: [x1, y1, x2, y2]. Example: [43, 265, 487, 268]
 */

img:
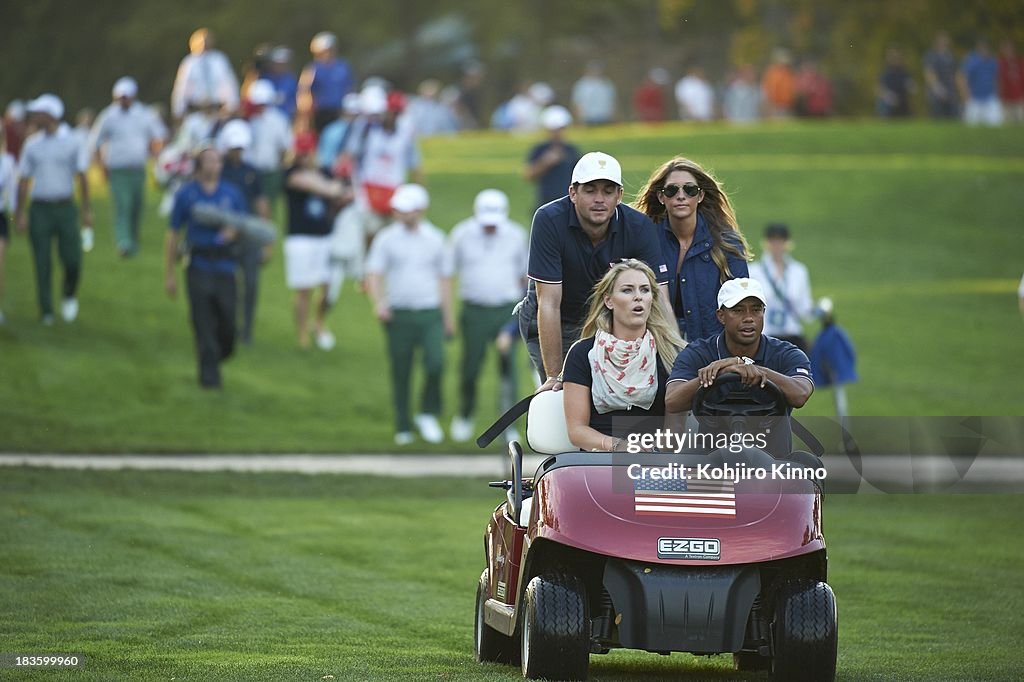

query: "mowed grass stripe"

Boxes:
[2, 468, 1023, 680]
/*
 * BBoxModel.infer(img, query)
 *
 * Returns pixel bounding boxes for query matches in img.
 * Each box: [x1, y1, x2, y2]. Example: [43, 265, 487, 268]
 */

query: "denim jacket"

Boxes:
[659, 213, 749, 342]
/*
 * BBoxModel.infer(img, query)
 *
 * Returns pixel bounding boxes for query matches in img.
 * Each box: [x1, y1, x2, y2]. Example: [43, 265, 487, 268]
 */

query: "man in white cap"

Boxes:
[665, 277, 814, 415]
[518, 150, 668, 391]
[523, 104, 580, 210]
[88, 77, 167, 257]
[298, 31, 354, 133]
[15, 94, 92, 324]
[365, 183, 453, 446]
[329, 85, 422, 291]
[217, 119, 270, 346]
[244, 79, 292, 211]
[171, 28, 240, 121]
[445, 188, 528, 442]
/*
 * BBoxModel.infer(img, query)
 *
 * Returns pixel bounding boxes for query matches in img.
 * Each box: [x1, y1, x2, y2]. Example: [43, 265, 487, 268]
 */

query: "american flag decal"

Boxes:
[633, 477, 736, 517]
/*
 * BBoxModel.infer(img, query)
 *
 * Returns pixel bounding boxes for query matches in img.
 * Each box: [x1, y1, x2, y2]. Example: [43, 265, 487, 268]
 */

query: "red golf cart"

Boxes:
[474, 377, 837, 680]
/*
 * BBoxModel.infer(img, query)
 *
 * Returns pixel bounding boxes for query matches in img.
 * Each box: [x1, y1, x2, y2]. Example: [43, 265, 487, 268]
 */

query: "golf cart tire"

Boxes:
[772, 580, 838, 681]
[474, 569, 518, 665]
[521, 573, 589, 681]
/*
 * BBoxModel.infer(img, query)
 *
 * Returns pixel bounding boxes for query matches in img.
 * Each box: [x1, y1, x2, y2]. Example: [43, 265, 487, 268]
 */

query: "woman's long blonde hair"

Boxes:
[580, 259, 685, 370]
[633, 156, 752, 283]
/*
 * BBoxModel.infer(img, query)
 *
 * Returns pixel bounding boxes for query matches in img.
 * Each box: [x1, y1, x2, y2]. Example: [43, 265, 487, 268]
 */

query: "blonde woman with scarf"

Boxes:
[561, 259, 685, 451]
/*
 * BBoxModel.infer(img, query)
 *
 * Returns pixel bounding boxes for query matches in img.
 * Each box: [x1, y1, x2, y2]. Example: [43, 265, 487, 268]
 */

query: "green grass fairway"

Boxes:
[1, 120, 1022, 453]
[2, 468, 1022, 680]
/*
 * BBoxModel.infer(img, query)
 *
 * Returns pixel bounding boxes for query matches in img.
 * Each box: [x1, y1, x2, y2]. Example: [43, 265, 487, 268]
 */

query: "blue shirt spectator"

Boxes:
[527, 140, 581, 209]
[170, 180, 246, 274]
[961, 50, 999, 99]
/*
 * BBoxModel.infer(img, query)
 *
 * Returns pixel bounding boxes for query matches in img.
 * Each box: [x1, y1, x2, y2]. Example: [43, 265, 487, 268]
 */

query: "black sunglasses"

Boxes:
[660, 183, 701, 198]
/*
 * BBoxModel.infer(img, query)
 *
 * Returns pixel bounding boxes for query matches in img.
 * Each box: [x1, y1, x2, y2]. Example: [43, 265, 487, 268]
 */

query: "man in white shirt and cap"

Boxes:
[446, 189, 528, 442]
[88, 77, 167, 257]
[15, 94, 91, 324]
[244, 79, 292, 211]
[365, 184, 453, 446]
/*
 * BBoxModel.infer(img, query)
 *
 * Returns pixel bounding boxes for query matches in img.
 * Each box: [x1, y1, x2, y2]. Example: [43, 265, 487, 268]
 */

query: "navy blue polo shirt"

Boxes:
[221, 158, 265, 214]
[667, 333, 813, 414]
[170, 180, 246, 274]
[527, 140, 581, 208]
[527, 196, 668, 329]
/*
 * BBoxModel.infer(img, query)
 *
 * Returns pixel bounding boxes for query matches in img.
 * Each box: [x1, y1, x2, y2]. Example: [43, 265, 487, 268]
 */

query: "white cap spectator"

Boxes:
[541, 105, 572, 130]
[360, 85, 388, 115]
[390, 183, 429, 213]
[27, 94, 64, 120]
[217, 119, 252, 151]
[248, 79, 277, 106]
[342, 92, 362, 114]
[310, 31, 336, 54]
[473, 189, 510, 225]
[112, 77, 138, 99]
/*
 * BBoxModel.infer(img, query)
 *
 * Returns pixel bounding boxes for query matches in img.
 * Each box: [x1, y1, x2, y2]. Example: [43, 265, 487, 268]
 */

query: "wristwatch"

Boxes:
[738, 356, 755, 365]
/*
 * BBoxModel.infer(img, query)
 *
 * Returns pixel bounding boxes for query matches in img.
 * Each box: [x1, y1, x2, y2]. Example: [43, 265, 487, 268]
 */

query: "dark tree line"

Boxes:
[2, 0, 1021, 118]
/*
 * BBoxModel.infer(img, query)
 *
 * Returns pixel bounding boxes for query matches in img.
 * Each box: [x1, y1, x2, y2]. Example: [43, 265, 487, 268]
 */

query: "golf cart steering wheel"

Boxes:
[692, 372, 787, 421]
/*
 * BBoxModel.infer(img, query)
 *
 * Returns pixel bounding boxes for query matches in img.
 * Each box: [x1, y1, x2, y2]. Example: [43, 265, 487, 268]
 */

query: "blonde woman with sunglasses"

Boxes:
[634, 157, 751, 343]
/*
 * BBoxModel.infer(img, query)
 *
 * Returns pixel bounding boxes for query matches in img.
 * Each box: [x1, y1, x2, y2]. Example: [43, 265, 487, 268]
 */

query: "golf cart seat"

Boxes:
[513, 390, 576, 527]
[526, 389, 575, 455]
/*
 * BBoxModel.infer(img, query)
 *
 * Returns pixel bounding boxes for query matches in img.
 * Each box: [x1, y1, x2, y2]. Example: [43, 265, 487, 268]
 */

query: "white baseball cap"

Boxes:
[390, 183, 430, 213]
[27, 93, 64, 120]
[360, 85, 388, 115]
[310, 31, 336, 53]
[528, 82, 554, 105]
[342, 92, 362, 114]
[717, 278, 768, 309]
[247, 79, 276, 106]
[474, 189, 509, 225]
[217, 119, 252, 151]
[540, 105, 572, 130]
[112, 77, 138, 99]
[270, 46, 292, 63]
[571, 151, 621, 186]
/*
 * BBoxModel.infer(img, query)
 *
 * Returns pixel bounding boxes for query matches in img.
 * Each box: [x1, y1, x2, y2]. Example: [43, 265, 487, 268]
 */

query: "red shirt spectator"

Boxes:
[632, 68, 670, 122]
[997, 40, 1024, 103]
[794, 60, 833, 117]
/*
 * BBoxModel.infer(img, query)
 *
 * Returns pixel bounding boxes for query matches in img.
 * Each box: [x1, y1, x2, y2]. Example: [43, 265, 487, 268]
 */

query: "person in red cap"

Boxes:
[282, 130, 351, 350]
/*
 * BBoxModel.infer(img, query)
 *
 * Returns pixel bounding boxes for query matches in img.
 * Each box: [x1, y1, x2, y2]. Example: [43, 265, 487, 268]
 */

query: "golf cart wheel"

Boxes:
[772, 580, 838, 681]
[474, 569, 518, 664]
[521, 573, 589, 681]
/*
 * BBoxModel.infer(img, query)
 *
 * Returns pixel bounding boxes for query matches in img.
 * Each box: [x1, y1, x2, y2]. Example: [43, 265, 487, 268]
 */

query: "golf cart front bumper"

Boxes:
[602, 558, 760, 654]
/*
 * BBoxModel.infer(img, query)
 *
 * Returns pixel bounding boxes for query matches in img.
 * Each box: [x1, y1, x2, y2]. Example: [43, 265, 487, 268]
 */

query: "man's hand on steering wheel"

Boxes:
[698, 357, 767, 388]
